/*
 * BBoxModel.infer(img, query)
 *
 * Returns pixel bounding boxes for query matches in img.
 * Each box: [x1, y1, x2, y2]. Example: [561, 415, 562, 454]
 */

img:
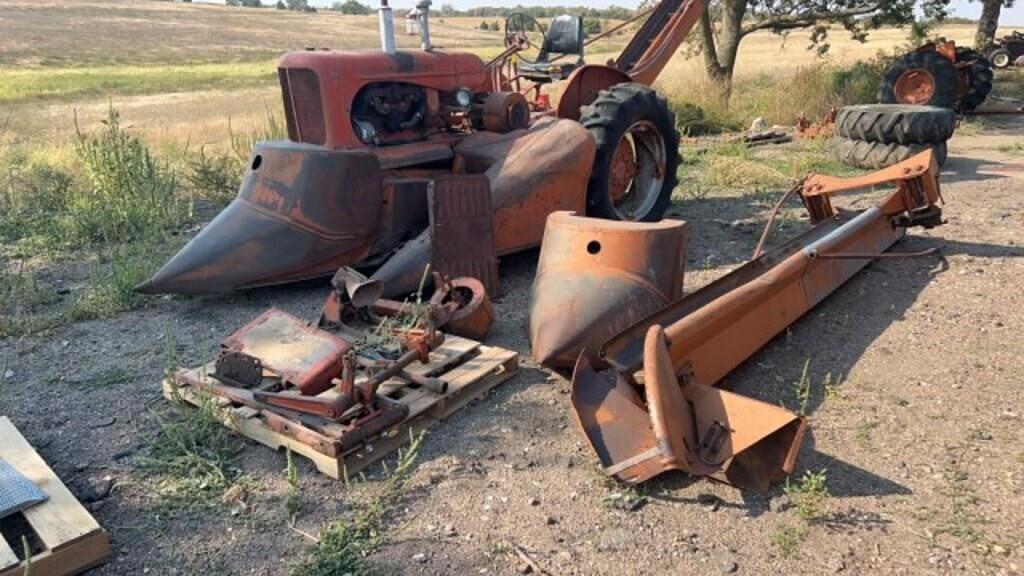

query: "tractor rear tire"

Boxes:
[833, 137, 947, 170]
[877, 50, 959, 109]
[836, 104, 955, 145]
[988, 48, 1012, 69]
[955, 47, 994, 112]
[580, 83, 680, 222]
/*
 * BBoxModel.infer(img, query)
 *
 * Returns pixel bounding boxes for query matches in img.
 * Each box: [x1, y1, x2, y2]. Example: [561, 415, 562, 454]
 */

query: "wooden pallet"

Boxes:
[163, 335, 518, 480]
[0, 417, 110, 576]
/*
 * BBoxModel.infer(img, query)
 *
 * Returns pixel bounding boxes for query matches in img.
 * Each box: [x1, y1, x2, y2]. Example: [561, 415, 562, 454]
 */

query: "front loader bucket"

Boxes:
[572, 326, 806, 492]
[138, 141, 384, 294]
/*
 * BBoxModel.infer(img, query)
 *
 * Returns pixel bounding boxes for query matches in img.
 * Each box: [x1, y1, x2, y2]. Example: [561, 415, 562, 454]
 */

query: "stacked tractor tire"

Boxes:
[833, 105, 955, 169]
[833, 43, 994, 170]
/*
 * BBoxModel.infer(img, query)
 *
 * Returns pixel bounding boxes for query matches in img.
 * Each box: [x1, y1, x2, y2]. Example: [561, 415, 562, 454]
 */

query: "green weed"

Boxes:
[285, 447, 301, 523]
[783, 469, 831, 521]
[291, 431, 424, 576]
[72, 108, 188, 244]
[187, 147, 242, 205]
[793, 358, 813, 416]
[855, 420, 878, 447]
[771, 525, 804, 558]
[68, 247, 154, 321]
[137, 389, 242, 511]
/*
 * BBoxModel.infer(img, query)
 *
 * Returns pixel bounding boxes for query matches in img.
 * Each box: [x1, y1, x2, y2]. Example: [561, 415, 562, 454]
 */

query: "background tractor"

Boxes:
[139, 0, 705, 296]
[987, 31, 1024, 69]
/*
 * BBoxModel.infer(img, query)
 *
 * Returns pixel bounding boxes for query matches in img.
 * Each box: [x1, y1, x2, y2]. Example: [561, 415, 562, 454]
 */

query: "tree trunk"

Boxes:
[700, 0, 748, 94]
[975, 0, 1002, 49]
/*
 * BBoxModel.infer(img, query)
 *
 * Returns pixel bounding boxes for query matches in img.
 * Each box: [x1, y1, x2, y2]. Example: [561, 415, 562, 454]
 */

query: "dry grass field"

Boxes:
[1, 2, 1023, 575]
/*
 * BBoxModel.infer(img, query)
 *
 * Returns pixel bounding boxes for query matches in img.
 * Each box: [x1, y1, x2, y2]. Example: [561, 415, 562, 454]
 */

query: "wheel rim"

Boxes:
[608, 120, 666, 221]
[993, 53, 1010, 67]
[893, 69, 936, 104]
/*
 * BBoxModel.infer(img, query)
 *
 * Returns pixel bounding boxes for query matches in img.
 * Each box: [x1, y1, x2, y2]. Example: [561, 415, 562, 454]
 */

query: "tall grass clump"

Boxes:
[664, 59, 886, 133]
[0, 147, 75, 246]
[187, 110, 286, 204]
[72, 108, 188, 243]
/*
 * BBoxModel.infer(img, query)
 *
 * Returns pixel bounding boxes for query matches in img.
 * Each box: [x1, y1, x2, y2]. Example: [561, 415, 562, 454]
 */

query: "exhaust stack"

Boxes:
[416, 0, 433, 51]
[379, 0, 396, 54]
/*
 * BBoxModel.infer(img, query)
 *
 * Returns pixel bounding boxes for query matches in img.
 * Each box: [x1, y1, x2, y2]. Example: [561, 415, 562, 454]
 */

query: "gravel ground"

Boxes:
[1, 116, 1022, 575]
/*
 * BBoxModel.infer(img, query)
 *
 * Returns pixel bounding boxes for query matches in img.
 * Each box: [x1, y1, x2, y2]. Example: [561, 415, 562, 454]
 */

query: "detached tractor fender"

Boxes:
[554, 64, 633, 120]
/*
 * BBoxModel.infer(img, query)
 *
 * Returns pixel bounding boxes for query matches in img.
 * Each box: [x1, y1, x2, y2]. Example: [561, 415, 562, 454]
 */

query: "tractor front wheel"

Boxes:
[877, 50, 959, 109]
[581, 83, 679, 222]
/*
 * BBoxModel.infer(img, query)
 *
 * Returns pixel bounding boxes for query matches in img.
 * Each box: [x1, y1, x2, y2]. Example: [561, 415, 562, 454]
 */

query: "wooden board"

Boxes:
[0, 417, 110, 576]
[164, 337, 519, 480]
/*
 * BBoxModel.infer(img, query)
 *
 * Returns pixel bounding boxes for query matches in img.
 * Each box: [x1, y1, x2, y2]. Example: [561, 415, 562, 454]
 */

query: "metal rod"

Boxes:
[752, 180, 803, 260]
[808, 247, 939, 260]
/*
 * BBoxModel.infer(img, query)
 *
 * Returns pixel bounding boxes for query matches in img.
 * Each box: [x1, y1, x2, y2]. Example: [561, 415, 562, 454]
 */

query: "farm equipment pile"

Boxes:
[528, 149, 945, 491]
[152, 0, 957, 494]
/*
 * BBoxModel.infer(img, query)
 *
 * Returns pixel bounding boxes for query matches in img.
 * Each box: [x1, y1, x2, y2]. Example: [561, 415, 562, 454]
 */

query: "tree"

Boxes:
[286, 0, 307, 11]
[973, 0, 1015, 48]
[276, 0, 285, 8]
[699, 0, 950, 93]
[332, 0, 370, 14]
[583, 17, 603, 37]
[240, 0, 263, 6]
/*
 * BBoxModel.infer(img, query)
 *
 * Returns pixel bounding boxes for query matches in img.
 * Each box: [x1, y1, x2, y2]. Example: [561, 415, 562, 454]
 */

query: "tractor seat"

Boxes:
[518, 15, 585, 82]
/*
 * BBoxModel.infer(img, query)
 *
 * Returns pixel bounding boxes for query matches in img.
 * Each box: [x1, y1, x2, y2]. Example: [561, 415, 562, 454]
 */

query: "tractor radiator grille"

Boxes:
[279, 67, 326, 145]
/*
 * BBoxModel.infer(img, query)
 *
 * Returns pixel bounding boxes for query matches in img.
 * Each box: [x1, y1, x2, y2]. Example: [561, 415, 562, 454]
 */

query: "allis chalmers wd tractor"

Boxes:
[138, 0, 705, 296]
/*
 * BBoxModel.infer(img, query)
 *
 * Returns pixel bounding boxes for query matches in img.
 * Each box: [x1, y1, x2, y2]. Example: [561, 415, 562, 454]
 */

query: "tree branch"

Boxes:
[741, 3, 883, 36]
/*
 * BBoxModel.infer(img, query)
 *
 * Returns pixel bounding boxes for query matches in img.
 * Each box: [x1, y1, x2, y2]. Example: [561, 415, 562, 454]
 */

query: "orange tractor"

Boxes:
[138, 0, 705, 296]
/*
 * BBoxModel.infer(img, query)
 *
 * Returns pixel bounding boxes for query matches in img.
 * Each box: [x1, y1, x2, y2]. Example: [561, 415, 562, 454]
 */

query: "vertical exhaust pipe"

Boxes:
[379, 0, 396, 54]
[416, 0, 433, 51]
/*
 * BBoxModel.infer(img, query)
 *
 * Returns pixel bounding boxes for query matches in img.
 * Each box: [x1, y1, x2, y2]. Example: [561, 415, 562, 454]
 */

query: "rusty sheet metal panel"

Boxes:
[221, 308, 351, 396]
[455, 118, 594, 255]
[529, 211, 686, 369]
[139, 142, 383, 294]
[429, 175, 499, 297]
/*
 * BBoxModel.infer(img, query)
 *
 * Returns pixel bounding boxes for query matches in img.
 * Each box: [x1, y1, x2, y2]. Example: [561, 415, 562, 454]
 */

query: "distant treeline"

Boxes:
[436, 5, 637, 20]
[215, 1, 639, 19]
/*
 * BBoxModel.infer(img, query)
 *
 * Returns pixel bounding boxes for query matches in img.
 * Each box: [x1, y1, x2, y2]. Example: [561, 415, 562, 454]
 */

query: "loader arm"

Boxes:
[615, 0, 704, 85]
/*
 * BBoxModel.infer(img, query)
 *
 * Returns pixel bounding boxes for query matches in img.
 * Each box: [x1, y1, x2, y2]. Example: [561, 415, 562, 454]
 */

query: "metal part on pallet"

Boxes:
[432, 276, 494, 341]
[562, 150, 945, 491]
[528, 211, 687, 369]
[220, 308, 352, 396]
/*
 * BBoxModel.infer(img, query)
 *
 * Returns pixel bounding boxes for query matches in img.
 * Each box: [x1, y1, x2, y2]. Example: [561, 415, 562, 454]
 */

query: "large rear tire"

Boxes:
[580, 83, 680, 222]
[877, 50, 958, 109]
[833, 137, 947, 170]
[836, 104, 955, 145]
[955, 47, 994, 112]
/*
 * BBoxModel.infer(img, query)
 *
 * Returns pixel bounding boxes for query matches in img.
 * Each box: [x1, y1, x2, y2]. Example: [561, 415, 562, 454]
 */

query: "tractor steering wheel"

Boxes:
[504, 13, 545, 64]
